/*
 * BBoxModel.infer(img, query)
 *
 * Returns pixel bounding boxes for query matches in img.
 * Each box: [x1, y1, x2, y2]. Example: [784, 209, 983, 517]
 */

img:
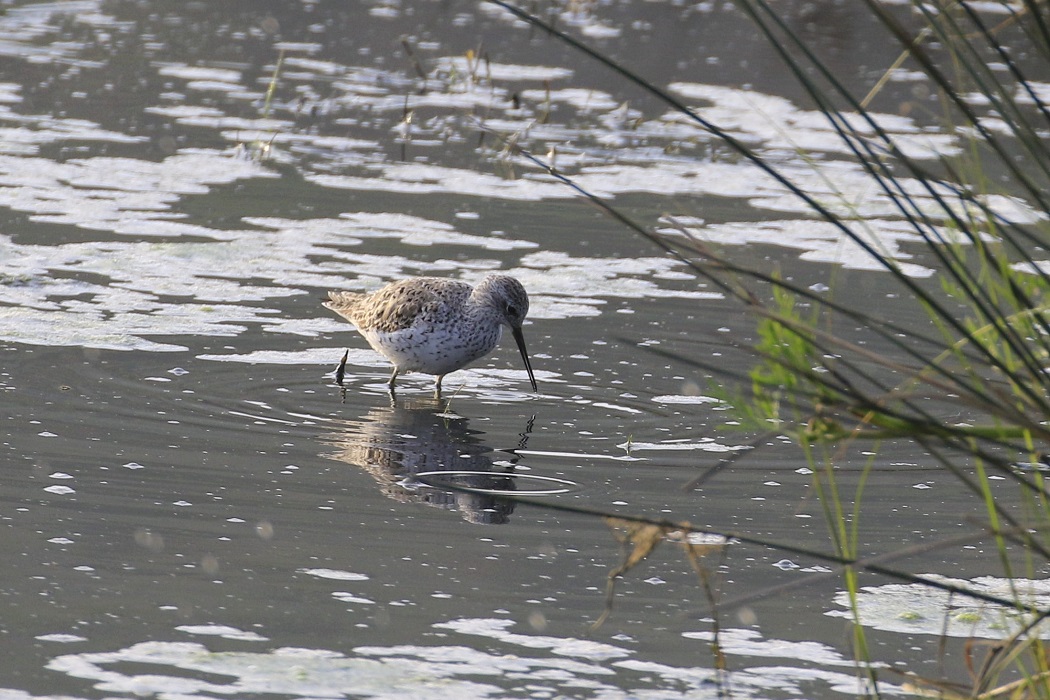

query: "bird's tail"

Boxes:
[322, 290, 364, 322]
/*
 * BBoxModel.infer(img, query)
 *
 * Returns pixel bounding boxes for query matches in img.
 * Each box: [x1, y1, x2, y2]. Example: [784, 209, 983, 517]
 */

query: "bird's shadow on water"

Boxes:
[321, 396, 543, 525]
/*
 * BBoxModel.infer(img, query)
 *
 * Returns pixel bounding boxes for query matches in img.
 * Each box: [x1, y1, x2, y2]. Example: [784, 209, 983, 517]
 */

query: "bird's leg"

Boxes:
[335, 349, 349, 386]
[434, 374, 444, 399]
[387, 367, 400, 396]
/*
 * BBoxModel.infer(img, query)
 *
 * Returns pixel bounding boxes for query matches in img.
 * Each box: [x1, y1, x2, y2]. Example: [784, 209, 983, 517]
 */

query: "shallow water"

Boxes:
[0, 1, 1041, 697]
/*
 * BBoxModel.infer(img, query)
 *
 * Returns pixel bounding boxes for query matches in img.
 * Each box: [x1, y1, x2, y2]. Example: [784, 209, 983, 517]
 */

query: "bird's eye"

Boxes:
[506, 304, 518, 316]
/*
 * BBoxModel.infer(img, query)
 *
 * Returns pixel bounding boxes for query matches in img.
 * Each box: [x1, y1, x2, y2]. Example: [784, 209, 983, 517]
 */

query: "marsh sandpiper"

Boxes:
[324, 274, 538, 396]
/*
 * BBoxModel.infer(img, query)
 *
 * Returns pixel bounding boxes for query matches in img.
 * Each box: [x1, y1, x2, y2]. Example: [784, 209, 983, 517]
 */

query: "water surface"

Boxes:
[0, 1, 1033, 697]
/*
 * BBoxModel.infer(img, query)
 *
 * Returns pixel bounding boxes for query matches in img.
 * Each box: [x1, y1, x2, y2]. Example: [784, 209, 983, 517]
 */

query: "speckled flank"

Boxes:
[324, 274, 537, 393]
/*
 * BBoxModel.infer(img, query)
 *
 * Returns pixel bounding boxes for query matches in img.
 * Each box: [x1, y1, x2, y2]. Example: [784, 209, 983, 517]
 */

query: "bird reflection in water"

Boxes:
[323, 398, 531, 525]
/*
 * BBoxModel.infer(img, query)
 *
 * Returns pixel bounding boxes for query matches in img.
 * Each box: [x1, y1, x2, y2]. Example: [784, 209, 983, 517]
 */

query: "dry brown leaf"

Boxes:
[604, 517, 668, 575]
[594, 518, 728, 630]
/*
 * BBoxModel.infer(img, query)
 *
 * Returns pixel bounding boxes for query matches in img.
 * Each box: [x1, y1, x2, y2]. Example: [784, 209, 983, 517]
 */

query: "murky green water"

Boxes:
[0, 1, 1040, 697]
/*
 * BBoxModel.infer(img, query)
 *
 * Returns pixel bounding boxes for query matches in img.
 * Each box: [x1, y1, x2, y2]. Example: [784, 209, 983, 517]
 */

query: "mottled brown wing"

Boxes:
[367, 281, 432, 333]
[325, 278, 470, 333]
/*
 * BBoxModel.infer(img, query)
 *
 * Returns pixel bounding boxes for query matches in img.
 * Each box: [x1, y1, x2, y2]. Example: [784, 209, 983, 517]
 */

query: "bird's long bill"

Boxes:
[512, 326, 538, 392]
